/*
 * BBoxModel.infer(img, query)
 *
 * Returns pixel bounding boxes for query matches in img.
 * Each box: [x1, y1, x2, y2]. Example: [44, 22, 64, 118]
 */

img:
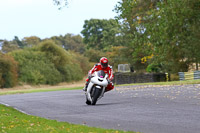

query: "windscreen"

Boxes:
[97, 70, 105, 78]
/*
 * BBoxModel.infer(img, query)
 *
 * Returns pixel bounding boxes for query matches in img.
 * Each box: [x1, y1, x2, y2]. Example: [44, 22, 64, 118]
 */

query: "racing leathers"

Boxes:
[84, 63, 114, 92]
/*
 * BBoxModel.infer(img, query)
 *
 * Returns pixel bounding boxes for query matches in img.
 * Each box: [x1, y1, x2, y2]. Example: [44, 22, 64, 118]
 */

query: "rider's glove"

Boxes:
[88, 73, 92, 79]
[107, 78, 111, 84]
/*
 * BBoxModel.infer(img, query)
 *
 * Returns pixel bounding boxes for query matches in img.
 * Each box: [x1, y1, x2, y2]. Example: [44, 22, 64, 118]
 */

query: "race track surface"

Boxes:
[1, 84, 200, 133]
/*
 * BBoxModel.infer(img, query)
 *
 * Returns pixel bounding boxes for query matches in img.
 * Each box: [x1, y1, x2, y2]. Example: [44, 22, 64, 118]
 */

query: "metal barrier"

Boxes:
[178, 71, 200, 81]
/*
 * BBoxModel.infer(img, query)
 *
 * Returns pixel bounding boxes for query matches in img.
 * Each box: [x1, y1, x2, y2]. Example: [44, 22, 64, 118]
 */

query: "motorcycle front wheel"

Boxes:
[91, 87, 102, 105]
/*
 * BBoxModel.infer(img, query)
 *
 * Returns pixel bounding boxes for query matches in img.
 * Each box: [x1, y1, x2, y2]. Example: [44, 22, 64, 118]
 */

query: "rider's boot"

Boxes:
[83, 82, 89, 91]
[83, 85, 87, 91]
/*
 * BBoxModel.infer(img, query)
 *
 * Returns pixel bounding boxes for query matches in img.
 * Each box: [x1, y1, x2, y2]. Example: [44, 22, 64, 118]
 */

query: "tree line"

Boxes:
[1, 0, 199, 88]
[114, 0, 200, 73]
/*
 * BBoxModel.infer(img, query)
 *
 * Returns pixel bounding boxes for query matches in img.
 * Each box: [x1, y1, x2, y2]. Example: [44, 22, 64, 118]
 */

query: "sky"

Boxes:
[0, 0, 119, 41]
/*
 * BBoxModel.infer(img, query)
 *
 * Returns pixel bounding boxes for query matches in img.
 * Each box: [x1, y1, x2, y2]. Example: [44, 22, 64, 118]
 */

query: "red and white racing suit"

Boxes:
[86, 63, 114, 92]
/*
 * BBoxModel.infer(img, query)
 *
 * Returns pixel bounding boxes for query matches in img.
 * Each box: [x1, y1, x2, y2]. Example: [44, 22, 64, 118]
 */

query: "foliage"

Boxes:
[114, 0, 157, 71]
[22, 36, 41, 47]
[37, 40, 70, 68]
[146, 63, 162, 73]
[84, 49, 105, 62]
[35, 40, 87, 82]
[1, 40, 19, 53]
[10, 49, 62, 85]
[115, 0, 200, 73]
[53, 0, 68, 10]
[0, 53, 18, 88]
[14, 36, 25, 48]
[63, 34, 85, 54]
[1, 37, 90, 86]
[9, 40, 88, 85]
[71, 52, 90, 74]
[47, 34, 85, 54]
[106, 46, 128, 70]
[1, 36, 41, 53]
[81, 19, 122, 51]
[146, 0, 200, 73]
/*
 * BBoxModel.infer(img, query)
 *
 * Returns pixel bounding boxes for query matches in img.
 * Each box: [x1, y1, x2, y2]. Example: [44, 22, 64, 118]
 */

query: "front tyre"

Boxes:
[91, 88, 101, 105]
[86, 99, 91, 105]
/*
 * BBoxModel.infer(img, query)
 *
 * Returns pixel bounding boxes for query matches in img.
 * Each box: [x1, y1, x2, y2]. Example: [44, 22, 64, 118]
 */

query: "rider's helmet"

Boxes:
[100, 57, 108, 69]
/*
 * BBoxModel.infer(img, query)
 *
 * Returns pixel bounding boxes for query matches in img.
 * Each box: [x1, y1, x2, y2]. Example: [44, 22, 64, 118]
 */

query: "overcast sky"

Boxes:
[0, 0, 119, 41]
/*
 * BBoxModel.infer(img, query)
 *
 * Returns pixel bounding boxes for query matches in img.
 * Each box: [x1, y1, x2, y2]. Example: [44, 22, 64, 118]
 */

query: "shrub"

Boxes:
[8, 40, 90, 85]
[146, 63, 162, 73]
[36, 40, 88, 82]
[37, 40, 70, 68]
[10, 50, 62, 85]
[0, 54, 18, 88]
[70, 51, 90, 74]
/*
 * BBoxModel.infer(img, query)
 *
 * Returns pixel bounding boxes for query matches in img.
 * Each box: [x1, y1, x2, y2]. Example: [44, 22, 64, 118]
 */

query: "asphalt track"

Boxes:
[1, 84, 200, 133]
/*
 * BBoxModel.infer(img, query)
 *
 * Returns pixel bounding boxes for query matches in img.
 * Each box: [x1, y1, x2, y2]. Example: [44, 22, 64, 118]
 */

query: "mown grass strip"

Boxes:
[1, 79, 200, 96]
[0, 104, 135, 133]
[117, 79, 200, 86]
[0, 87, 82, 96]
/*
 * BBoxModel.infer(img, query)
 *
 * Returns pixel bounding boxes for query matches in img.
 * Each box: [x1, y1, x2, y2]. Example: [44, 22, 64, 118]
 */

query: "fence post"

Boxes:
[194, 71, 200, 80]
[178, 72, 185, 81]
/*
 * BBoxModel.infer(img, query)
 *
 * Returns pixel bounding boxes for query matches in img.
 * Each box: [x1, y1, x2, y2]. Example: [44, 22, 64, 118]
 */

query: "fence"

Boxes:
[178, 71, 200, 81]
[114, 72, 167, 85]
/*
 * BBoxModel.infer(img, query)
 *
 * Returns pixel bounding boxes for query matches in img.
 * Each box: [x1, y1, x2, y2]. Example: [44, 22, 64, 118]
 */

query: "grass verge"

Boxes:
[1, 79, 200, 96]
[117, 79, 200, 86]
[0, 104, 135, 133]
[0, 87, 82, 96]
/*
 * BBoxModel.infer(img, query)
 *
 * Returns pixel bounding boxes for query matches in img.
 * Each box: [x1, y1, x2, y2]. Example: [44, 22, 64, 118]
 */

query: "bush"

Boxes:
[36, 41, 88, 82]
[70, 51, 90, 74]
[0, 54, 18, 88]
[170, 73, 179, 81]
[146, 63, 162, 73]
[10, 50, 62, 85]
[10, 41, 89, 85]
[36, 40, 70, 68]
[59, 64, 83, 82]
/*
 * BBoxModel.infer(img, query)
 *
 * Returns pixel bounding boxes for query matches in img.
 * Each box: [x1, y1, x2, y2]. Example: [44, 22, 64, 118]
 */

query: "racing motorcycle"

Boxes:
[85, 70, 108, 105]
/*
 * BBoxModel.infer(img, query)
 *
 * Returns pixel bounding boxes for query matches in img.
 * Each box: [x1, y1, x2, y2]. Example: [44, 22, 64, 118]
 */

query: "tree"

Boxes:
[0, 53, 18, 88]
[53, 0, 68, 10]
[47, 34, 85, 54]
[36, 40, 86, 82]
[63, 34, 85, 54]
[84, 49, 105, 62]
[145, 0, 200, 72]
[22, 36, 41, 47]
[115, 0, 200, 73]
[1, 36, 28, 53]
[1, 40, 19, 53]
[14, 36, 25, 48]
[81, 19, 122, 51]
[114, 0, 158, 71]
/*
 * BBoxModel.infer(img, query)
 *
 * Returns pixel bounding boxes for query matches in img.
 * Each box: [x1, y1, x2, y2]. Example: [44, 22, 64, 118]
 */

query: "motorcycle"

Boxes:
[85, 70, 108, 105]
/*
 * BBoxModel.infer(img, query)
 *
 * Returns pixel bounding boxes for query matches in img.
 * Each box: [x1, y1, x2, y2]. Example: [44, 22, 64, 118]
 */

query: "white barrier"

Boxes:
[118, 64, 130, 72]
[178, 71, 200, 81]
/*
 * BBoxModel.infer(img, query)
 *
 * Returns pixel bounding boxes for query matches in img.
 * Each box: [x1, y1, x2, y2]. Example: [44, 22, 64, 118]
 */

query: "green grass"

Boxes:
[1, 79, 200, 96]
[117, 79, 200, 86]
[0, 87, 82, 96]
[0, 104, 135, 133]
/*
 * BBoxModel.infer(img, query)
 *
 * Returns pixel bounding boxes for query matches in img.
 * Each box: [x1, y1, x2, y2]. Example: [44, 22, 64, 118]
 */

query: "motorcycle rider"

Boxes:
[83, 57, 114, 93]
